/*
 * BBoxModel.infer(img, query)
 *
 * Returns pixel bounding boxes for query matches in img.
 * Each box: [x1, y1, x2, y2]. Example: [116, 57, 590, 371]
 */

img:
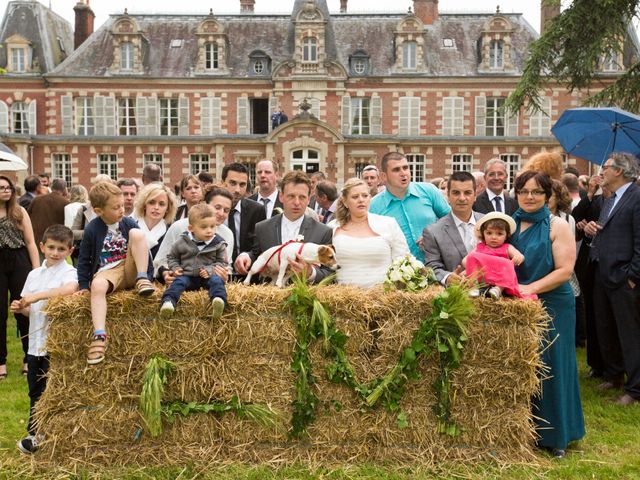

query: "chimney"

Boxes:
[413, 0, 438, 25]
[240, 0, 255, 13]
[73, 0, 95, 50]
[540, 0, 560, 34]
[340, 0, 347, 13]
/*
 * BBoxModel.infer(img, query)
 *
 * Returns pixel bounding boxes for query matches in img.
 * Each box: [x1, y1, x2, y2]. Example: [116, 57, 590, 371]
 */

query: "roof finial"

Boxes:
[209, 8, 213, 16]
[496, 5, 501, 14]
[407, 6, 412, 14]
[124, 8, 128, 15]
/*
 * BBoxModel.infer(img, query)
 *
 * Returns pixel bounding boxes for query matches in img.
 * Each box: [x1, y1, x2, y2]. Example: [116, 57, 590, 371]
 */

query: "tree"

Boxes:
[506, 0, 640, 114]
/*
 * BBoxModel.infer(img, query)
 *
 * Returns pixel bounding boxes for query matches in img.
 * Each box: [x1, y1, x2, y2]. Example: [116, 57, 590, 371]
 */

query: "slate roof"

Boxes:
[48, 3, 540, 79]
[0, 0, 73, 74]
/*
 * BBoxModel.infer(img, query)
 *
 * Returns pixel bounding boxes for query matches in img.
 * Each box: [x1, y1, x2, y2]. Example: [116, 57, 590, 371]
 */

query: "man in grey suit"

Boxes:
[422, 171, 483, 286]
[234, 170, 333, 283]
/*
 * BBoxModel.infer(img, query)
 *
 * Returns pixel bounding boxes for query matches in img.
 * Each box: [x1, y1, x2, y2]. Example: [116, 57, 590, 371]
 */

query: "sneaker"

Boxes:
[160, 301, 175, 319]
[211, 297, 225, 320]
[488, 286, 502, 299]
[468, 288, 480, 298]
[136, 278, 156, 297]
[17, 435, 41, 454]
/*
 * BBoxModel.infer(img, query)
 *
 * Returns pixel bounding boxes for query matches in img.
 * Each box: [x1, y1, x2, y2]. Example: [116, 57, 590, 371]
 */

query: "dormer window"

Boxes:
[402, 41, 417, 70]
[349, 50, 370, 76]
[248, 50, 271, 77]
[302, 37, 317, 62]
[120, 42, 134, 70]
[11, 48, 26, 72]
[601, 49, 620, 72]
[489, 40, 504, 68]
[205, 43, 219, 70]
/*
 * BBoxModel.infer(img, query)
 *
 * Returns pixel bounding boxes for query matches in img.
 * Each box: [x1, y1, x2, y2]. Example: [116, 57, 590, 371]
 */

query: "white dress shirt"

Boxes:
[487, 190, 506, 213]
[257, 189, 279, 218]
[281, 214, 305, 243]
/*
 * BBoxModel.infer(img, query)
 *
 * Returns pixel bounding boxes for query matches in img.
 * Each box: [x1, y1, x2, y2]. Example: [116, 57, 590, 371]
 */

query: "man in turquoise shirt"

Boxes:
[369, 152, 451, 260]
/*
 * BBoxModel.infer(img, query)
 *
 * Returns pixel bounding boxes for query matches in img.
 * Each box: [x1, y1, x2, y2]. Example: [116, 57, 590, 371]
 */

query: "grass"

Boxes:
[0, 315, 639, 479]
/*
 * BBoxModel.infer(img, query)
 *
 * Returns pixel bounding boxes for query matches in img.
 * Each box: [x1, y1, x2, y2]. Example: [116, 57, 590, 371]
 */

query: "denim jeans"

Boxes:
[161, 274, 227, 307]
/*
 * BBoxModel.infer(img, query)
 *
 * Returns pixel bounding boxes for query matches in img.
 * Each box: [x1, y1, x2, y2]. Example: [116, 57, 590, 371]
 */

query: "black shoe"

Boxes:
[16, 435, 41, 454]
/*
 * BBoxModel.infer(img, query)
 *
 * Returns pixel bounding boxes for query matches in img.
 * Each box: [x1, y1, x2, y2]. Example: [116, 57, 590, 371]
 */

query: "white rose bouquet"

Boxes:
[384, 255, 437, 292]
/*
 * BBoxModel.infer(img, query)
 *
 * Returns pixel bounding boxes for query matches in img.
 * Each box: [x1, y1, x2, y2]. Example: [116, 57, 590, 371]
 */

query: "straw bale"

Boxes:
[37, 284, 547, 469]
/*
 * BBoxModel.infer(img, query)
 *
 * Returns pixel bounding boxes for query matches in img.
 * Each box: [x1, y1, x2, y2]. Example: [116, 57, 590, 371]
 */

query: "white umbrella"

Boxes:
[0, 143, 28, 171]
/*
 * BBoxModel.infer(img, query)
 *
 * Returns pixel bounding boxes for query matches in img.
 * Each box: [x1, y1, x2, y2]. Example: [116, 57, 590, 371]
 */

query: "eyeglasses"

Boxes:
[0, 186, 13, 192]
[517, 189, 546, 197]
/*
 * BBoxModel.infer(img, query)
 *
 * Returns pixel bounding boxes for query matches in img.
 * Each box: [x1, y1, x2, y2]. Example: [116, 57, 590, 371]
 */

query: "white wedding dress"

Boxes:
[333, 234, 393, 289]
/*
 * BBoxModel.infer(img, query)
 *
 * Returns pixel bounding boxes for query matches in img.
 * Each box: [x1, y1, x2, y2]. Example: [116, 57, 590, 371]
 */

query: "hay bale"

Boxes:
[35, 284, 547, 468]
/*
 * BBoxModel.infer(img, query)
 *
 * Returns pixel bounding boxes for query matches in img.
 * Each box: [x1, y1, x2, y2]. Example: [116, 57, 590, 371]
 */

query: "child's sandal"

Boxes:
[136, 278, 155, 297]
[87, 336, 108, 365]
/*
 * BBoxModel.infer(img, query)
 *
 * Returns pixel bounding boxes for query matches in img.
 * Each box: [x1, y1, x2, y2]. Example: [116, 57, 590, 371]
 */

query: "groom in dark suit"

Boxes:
[585, 152, 640, 406]
[473, 158, 518, 216]
[234, 170, 333, 283]
[221, 163, 266, 263]
[422, 171, 484, 285]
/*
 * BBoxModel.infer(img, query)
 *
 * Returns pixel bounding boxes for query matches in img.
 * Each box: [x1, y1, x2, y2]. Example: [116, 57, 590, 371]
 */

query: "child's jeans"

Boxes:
[161, 275, 227, 307]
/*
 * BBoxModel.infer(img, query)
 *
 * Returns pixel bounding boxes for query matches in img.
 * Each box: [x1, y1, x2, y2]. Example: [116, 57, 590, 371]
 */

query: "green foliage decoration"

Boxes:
[287, 275, 474, 438]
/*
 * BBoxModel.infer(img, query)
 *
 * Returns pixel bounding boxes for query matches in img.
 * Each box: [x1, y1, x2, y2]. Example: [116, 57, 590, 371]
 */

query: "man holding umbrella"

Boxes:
[585, 152, 640, 406]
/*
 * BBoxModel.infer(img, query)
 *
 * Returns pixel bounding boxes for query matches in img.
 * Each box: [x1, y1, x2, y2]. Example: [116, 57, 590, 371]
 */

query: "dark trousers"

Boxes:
[577, 257, 604, 373]
[0, 247, 31, 365]
[27, 354, 49, 435]
[162, 275, 227, 307]
[593, 276, 640, 399]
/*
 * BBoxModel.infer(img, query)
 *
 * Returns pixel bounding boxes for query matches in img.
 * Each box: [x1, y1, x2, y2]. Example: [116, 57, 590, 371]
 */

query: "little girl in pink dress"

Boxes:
[462, 212, 535, 299]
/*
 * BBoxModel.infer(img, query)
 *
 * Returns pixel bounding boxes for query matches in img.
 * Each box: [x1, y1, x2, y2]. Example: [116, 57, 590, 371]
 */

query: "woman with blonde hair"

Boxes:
[523, 151, 564, 180]
[64, 185, 88, 229]
[331, 178, 409, 288]
[133, 183, 178, 259]
[0, 176, 39, 379]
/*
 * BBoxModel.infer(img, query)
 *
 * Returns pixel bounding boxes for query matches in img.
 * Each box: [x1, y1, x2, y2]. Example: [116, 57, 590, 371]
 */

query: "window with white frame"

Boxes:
[75, 97, 95, 136]
[529, 98, 551, 136]
[602, 49, 619, 72]
[143, 153, 163, 167]
[118, 98, 137, 136]
[302, 37, 318, 62]
[52, 153, 72, 186]
[120, 42, 134, 70]
[355, 162, 370, 178]
[486, 97, 505, 136]
[399, 97, 421, 136]
[402, 41, 417, 69]
[351, 98, 370, 135]
[451, 154, 473, 172]
[11, 102, 29, 134]
[189, 154, 210, 175]
[205, 43, 219, 70]
[442, 97, 464, 136]
[159, 99, 179, 136]
[240, 162, 257, 187]
[489, 40, 504, 68]
[97, 154, 118, 181]
[10, 48, 26, 72]
[405, 153, 425, 182]
[500, 153, 520, 190]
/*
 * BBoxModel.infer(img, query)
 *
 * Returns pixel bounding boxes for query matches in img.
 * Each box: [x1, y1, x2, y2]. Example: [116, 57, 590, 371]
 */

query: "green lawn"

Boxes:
[0, 314, 639, 479]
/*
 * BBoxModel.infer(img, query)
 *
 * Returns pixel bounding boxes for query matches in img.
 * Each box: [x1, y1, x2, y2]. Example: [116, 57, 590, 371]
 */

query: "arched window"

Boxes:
[402, 41, 417, 69]
[302, 37, 318, 62]
[120, 42, 134, 70]
[11, 101, 29, 134]
[489, 40, 504, 68]
[205, 43, 219, 70]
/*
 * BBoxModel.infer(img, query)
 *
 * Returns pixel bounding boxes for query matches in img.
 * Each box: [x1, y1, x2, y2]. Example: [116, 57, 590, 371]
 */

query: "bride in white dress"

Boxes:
[331, 178, 409, 288]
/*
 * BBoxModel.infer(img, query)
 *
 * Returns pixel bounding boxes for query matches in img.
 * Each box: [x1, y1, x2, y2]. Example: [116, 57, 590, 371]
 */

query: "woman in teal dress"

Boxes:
[510, 171, 585, 458]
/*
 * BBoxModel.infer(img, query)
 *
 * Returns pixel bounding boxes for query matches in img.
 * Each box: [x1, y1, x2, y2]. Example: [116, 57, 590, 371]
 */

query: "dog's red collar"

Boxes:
[258, 240, 305, 274]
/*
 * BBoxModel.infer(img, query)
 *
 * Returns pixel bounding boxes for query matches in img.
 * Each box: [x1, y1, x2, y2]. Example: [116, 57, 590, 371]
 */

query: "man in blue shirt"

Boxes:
[369, 152, 451, 259]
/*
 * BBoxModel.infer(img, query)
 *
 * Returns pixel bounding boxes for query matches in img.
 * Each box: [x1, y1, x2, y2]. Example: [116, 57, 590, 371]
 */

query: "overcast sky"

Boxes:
[36, 0, 544, 33]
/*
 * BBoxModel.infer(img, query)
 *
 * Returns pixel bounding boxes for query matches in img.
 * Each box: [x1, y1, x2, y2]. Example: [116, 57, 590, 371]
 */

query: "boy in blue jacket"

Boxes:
[76, 181, 155, 365]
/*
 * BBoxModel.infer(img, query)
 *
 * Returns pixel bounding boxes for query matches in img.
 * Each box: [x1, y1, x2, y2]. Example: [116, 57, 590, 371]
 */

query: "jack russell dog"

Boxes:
[244, 241, 338, 287]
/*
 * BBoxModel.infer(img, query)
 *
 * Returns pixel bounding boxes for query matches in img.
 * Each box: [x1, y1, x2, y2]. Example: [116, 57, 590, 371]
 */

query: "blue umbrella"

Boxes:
[551, 107, 640, 165]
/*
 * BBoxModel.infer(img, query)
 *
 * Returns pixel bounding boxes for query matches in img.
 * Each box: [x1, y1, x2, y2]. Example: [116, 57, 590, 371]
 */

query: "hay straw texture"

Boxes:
[35, 284, 548, 468]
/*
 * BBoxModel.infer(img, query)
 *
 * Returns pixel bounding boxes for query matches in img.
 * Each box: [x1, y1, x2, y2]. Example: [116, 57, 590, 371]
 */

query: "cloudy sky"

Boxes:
[39, 0, 544, 33]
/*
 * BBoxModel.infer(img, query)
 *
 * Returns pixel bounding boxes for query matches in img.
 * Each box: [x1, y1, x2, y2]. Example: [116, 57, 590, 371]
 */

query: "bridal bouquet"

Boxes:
[384, 255, 437, 292]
